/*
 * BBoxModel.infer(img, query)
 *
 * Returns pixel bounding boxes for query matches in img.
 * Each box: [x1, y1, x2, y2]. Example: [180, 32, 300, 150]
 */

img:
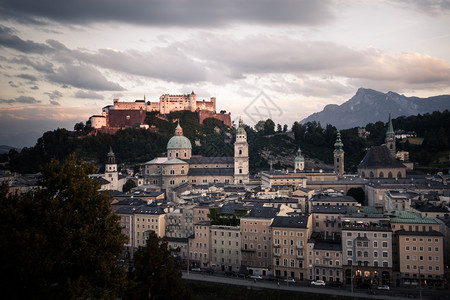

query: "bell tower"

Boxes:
[105, 147, 119, 189]
[234, 118, 249, 184]
[385, 113, 396, 157]
[294, 148, 305, 171]
[333, 132, 344, 177]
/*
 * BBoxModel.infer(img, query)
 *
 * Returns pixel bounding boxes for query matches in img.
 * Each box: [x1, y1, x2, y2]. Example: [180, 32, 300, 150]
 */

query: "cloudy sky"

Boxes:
[1, 0, 450, 148]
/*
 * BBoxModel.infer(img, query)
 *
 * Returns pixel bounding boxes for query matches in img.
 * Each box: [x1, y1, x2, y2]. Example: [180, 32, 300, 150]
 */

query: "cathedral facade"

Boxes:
[144, 119, 249, 190]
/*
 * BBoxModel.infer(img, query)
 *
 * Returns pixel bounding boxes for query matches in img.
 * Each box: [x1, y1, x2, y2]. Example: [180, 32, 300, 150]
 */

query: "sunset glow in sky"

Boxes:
[1, 0, 450, 147]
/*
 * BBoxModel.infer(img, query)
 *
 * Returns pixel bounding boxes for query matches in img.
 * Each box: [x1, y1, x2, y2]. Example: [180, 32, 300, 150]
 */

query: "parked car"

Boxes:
[237, 273, 247, 278]
[225, 271, 236, 276]
[191, 267, 201, 272]
[205, 268, 214, 274]
[377, 285, 390, 290]
[284, 277, 296, 283]
[250, 275, 263, 280]
[329, 281, 343, 287]
[311, 280, 326, 286]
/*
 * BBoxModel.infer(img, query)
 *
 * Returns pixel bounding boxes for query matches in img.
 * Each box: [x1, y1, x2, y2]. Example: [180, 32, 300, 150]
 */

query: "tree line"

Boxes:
[1, 110, 449, 175]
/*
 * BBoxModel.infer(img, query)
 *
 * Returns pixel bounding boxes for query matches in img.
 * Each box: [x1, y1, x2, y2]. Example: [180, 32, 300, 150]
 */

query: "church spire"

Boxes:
[334, 132, 344, 153]
[333, 132, 344, 177]
[385, 113, 396, 157]
[386, 113, 394, 135]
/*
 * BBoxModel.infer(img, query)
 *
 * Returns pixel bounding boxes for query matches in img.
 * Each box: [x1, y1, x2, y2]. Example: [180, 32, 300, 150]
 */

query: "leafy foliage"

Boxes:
[127, 232, 190, 300]
[207, 208, 241, 226]
[123, 178, 137, 193]
[0, 154, 128, 299]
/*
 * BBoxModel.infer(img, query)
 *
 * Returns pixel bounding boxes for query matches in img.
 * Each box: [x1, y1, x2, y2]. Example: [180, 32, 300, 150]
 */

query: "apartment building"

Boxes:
[240, 204, 282, 276]
[311, 205, 347, 238]
[341, 208, 393, 287]
[133, 206, 166, 247]
[396, 230, 444, 287]
[271, 214, 311, 280]
[308, 239, 343, 283]
[210, 225, 241, 272]
[116, 206, 135, 257]
[165, 207, 194, 238]
[189, 221, 211, 268]
[388, 210, 444, 287]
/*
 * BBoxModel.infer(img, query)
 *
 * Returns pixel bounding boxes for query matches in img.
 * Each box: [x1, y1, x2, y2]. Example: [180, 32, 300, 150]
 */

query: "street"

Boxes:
[182, 271, 449, 300]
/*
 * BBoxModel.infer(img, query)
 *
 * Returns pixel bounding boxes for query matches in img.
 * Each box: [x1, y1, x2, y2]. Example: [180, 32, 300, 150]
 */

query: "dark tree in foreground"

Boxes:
[0, 154, 128, 299]
[128, 232, 190, 300]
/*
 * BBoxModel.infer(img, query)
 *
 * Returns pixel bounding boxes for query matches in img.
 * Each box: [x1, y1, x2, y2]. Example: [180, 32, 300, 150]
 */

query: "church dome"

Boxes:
[295, 148, 304, 162]
[167, 123, 192, 149]
[167, 135, 192, 149]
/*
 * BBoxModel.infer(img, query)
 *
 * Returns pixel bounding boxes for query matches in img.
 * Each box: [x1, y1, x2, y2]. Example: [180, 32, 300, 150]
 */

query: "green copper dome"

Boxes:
[237, 118, 247, 136]
[167, 123, 192, 149]
[334, 132, 344, 153]
[167, 136, 192, 149]
[295, 148, 304, 162]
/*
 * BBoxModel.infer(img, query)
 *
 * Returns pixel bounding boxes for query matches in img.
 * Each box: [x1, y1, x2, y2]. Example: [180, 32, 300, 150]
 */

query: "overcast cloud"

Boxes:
[0, 0, 449, 147]
[0, 0, 334, 27]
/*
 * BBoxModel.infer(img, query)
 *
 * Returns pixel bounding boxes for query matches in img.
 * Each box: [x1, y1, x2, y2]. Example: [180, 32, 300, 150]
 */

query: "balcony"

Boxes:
[296, 254, 304, 259]
[296, 245, 304, 250]
[274, 252, 281, 257]
[273, 244, 280, 248]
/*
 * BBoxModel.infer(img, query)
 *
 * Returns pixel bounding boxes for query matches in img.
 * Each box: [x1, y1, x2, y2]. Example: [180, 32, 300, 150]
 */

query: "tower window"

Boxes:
[239, 149, 242, 155]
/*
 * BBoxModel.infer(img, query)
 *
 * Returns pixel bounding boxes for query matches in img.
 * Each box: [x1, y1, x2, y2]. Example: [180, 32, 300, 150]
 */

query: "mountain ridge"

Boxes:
[301, 88, 450, 129]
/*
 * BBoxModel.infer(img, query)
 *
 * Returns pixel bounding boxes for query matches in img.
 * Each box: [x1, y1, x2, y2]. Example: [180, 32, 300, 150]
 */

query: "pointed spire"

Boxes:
[237, 117, 246, 136]
[334, 132, 344, 153]
[175, 121, 183, 136]
[386, 113, 394, 134]
[108, 146, 114, 156]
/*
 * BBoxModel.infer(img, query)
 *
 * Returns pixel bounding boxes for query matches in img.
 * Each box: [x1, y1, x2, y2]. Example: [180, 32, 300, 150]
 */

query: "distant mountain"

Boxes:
[301, 88, 450, 129]
[0, 145, 20, 154]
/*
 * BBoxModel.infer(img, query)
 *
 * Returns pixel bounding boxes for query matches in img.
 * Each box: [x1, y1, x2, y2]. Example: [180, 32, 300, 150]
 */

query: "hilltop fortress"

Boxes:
[89, 91, 231, 134]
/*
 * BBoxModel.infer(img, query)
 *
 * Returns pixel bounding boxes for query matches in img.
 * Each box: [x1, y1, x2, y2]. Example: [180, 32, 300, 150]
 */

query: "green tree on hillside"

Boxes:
[264, 119, 275, 135]
[0, 154, 128, 299]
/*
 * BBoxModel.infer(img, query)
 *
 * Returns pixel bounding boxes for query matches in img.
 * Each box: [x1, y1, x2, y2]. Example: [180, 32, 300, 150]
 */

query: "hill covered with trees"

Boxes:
[1, 110, 449, 175]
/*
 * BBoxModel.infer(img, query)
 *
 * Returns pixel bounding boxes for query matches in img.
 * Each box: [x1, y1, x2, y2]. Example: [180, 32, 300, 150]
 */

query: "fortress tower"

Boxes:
[234, 118, 249, 184]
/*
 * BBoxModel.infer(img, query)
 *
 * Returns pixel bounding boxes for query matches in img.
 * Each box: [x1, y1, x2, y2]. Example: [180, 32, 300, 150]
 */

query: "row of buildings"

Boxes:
[113, 185, 448, 288]
[108, 114, 449, 288]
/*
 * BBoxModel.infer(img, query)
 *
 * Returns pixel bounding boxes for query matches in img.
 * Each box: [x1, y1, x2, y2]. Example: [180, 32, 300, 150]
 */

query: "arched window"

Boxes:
[369, 171, 374, 178]
[362, 171, 366, 178]
[239, 149, 242, 155]
[379, 172, 384, 178]
[397, 171, 402, 178]
[388, 171, 393, 178]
